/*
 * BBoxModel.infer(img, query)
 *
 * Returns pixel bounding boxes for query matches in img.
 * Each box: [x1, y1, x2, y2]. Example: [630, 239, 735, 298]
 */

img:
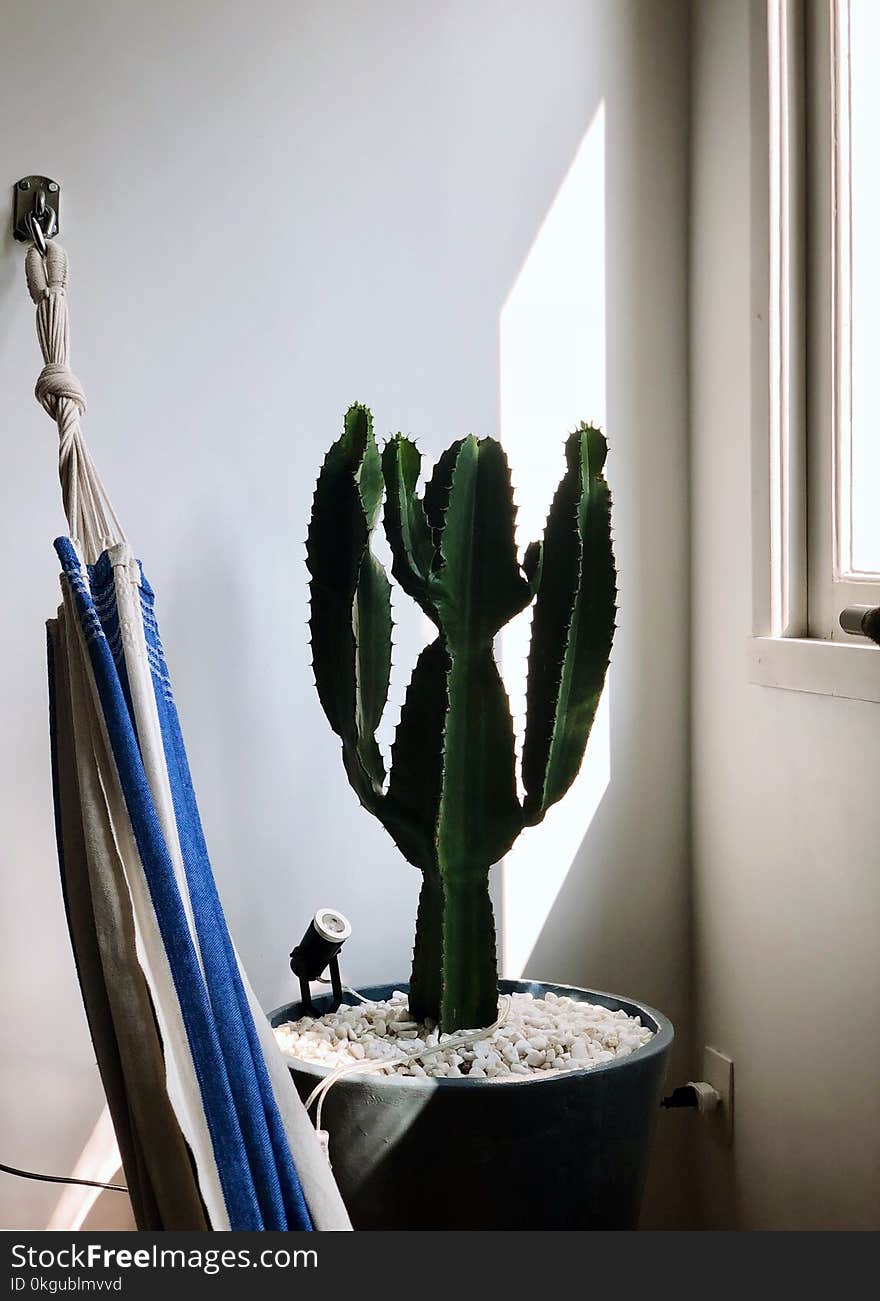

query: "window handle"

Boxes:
[839, 606, 880, 646]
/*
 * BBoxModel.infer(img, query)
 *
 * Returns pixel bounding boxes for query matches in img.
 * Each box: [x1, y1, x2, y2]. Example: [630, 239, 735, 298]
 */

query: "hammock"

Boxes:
[26, 240, 350, 1231]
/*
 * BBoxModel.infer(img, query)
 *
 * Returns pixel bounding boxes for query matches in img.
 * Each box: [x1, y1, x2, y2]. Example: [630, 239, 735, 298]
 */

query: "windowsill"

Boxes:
[748, 635, 880, 703]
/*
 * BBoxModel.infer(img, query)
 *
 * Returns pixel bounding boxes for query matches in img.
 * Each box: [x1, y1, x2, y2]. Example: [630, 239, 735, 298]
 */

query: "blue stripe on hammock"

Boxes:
[137, 568, 311, 1230]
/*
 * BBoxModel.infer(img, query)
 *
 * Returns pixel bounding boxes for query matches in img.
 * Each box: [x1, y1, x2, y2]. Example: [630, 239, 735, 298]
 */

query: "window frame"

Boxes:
[748, 0, 880, 703]
[807, 0, 880, 635]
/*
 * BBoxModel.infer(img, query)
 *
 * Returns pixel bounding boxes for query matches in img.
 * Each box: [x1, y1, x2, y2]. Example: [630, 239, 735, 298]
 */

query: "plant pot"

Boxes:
[270, 978, 673, 1231]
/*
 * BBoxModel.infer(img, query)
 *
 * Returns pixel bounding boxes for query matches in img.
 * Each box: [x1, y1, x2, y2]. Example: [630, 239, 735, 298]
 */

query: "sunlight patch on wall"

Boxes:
[46, 1105, 123, 1231]
[499, 103, 610, 979]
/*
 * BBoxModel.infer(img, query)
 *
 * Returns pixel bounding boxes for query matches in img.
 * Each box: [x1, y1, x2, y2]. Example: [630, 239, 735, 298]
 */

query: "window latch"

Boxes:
[839, 606, 880, 646]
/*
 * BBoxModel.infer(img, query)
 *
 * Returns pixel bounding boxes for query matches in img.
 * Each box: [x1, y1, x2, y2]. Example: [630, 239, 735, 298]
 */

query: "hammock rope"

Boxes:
[25, 241, 126, 562]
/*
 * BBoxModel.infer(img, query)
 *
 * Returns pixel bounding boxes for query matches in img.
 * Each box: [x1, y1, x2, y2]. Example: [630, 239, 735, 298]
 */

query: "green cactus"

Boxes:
[307, 404, 617, 1031]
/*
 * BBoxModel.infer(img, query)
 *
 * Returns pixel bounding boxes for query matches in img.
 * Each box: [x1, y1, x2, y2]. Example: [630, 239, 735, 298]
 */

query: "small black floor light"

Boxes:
[289, 908, 352, 1015]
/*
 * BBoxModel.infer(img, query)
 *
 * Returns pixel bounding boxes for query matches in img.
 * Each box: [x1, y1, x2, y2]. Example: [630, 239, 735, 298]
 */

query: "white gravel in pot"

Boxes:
[274, 989, 654, 1081]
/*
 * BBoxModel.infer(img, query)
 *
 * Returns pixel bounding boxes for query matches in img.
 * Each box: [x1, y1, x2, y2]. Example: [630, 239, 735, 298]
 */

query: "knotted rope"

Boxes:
[25, 241, 125, 563]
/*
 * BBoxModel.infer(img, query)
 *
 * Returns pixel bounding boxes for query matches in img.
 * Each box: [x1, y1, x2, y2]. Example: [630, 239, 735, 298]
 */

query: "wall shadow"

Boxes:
[498, 0, 695, 1228]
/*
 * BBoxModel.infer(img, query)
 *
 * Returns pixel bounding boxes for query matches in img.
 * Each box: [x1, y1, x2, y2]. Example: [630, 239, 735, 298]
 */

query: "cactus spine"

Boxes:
[307, 404, 617, 1031]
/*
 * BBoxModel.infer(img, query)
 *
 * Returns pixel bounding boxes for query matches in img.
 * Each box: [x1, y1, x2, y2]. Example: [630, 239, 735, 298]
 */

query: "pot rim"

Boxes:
[269, 978, 674, 1091]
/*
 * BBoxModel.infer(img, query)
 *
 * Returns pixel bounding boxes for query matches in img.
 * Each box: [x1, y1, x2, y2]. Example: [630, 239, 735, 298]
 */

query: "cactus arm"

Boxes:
[306, 428, 364, 737]
[521, 425, 616, 825]
[385, 638, 448, 871]
[354, 427, 391, 763]
[423, 438, 464, 547]
[385, 636, 449, 1021]
[381, 435, 437, 620]
[356, 422, 385, 528]
[353, 549, 392, 787]
[387, 640, 448, 1021]
[427, 437, 532, 649]
[437, 654, 524, 875]
[307, 404, 391, 804]
[523, 539, 543, 597]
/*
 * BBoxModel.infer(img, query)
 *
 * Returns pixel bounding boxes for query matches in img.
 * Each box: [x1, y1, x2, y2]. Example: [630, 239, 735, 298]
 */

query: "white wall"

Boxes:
[690, 0, 880, 1230]
[0, 0, 692, 1229]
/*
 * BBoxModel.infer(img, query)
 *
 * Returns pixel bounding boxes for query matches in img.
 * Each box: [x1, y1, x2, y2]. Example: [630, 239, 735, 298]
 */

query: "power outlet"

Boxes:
[703, 1046, 734, 1144]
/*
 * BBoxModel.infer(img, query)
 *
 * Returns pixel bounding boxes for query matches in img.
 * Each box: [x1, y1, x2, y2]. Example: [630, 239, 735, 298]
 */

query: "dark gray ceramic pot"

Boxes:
[270, 978, 673, 1230]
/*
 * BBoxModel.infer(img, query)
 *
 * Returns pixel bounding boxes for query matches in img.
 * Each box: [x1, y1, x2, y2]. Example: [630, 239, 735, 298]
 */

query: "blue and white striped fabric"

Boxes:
[52, 537, 350, 1231]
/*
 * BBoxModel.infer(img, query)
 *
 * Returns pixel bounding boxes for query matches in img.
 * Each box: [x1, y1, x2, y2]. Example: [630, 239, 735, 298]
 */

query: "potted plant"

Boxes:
[271, 404, 672, 1229]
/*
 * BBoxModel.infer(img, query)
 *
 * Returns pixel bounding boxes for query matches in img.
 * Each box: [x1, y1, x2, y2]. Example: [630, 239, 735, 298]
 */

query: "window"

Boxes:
[750, 0, 880, 702]
[808, 0, 880, 639]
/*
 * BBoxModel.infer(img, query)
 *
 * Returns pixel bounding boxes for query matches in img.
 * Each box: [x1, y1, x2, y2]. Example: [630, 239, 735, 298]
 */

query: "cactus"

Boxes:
[307, 404, 617, 1031]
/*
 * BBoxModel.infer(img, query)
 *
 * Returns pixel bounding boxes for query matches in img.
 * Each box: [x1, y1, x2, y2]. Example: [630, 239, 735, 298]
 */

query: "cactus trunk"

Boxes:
[439, 878, 498, 1031]
[408, 872, 444, 1023]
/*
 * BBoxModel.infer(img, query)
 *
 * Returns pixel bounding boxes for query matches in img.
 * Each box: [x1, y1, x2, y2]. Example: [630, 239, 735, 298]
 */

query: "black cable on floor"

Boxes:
[0, 1161, 127, 1193]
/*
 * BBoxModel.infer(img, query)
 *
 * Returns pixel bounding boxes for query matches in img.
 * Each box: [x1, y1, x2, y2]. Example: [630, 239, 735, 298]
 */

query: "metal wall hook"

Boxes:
[12, 175, 61, 249]
[25, 209, 51, 255]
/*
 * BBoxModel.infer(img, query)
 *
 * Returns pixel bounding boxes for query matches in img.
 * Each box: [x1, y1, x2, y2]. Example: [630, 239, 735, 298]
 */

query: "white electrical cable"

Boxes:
[314, 977, 372, 1006]
[303, 995, 512, 1140]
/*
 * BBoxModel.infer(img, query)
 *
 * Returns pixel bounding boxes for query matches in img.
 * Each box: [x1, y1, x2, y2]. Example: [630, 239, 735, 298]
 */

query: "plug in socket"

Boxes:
[702, 1046, 734, 1144]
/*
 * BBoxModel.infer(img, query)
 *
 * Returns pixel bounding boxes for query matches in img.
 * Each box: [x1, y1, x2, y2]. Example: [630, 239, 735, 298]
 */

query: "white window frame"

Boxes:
[748, 0, 880, 703]
[809, 0, 880, 626]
